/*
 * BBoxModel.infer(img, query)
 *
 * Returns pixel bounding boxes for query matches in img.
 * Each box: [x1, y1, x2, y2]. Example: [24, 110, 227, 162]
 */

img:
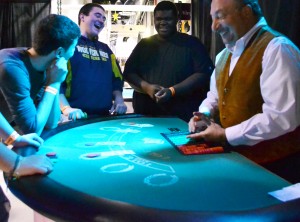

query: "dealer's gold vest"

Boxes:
[216, 26, 300, 164]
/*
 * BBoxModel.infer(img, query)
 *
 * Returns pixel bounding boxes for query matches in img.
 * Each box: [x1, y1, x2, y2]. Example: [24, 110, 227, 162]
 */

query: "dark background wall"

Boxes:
[1, 0, 299, 62]
[0, 0, 50, 49]
[192, 0, 300, 61]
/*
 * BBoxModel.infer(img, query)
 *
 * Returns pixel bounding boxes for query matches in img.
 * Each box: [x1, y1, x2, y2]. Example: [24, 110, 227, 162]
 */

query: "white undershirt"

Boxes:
[199, 18, 300, 146]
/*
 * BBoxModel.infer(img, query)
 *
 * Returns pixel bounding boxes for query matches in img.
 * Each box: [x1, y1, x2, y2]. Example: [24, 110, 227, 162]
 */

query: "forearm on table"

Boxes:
[225, 115, 274, 147]
[225, 108, 299, 147]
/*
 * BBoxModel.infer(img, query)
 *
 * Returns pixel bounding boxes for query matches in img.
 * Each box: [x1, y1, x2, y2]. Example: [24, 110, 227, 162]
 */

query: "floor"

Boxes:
[0, 171, 34, 222]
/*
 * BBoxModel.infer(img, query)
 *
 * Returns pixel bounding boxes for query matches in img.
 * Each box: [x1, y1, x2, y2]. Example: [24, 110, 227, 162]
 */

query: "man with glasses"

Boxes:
[188, 0, 300, 182]
[60, 3, 127, 120]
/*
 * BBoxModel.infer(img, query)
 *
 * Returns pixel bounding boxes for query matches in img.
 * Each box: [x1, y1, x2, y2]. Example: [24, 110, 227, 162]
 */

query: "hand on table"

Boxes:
[188, 112, 226, 143]
[62, 107, 87, 121]
[14, 155, 53, 177]
[110, 102, 127, 115]
[14, 133, 44, 148]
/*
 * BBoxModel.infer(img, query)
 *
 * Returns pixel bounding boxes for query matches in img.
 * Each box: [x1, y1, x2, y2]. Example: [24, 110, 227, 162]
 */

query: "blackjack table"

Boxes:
[6, 114, 300, 221]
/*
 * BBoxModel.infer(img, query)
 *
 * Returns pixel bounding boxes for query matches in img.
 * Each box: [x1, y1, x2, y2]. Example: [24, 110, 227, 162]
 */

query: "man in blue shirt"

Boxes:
[60, 3, 127, 120]
[0, 14, 80, 135]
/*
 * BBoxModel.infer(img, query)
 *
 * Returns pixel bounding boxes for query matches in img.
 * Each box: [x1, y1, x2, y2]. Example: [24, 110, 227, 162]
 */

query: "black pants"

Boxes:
[0, 187, 10, 222]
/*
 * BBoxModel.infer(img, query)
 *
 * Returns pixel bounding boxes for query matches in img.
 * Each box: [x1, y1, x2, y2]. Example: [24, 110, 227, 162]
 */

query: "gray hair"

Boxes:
[234, 0, 263, 18]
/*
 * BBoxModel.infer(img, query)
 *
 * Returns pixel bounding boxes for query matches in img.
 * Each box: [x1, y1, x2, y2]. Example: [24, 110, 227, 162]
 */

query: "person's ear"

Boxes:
[79, 13, 85, 23]
[55, 47, 63, 59]
[243, 4, 253, 18]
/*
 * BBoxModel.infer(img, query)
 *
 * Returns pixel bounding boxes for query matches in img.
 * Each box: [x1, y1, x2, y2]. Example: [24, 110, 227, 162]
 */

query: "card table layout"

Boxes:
[6, 115, 300, 221]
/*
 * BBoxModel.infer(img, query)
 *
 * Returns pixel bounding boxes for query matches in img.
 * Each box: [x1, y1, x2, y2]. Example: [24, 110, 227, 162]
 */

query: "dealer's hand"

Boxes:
[188, 112, 212, 133]
[188, 120, 227, 143]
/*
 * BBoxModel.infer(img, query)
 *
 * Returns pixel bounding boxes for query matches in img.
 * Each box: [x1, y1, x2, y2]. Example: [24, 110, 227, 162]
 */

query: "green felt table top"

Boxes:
[37, 117, 290, 212]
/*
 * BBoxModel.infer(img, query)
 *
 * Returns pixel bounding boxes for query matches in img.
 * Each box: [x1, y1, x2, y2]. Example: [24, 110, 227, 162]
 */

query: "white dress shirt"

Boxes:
[199, 18, 300, 146]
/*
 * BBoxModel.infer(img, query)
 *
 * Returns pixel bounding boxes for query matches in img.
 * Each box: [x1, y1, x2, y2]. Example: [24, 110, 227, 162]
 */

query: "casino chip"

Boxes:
[86, 153, 101, 158]
[85, 142, 97, 146]
[46, 152, 57, 158]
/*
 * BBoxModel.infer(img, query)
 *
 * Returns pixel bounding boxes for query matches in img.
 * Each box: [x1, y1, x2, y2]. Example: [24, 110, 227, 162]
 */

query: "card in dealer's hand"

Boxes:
[161, 131, 224, 155]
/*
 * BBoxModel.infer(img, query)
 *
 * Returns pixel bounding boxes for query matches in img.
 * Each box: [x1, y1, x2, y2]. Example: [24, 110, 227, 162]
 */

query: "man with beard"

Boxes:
[60, 3, 127, 120]
[188, 0, 300, 182]
[123, 1, 214, 122]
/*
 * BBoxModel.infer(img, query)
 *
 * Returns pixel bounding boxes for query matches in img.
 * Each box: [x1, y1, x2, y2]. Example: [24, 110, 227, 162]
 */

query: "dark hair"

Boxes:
[78, 3, 105, 25]
[235, 0, 263, 18]
[33, 14, 80, 56]
[154, 1, 178, 18]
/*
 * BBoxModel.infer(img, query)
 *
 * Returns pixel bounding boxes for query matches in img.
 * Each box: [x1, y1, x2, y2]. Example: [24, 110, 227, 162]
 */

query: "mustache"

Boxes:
[215, 26, 229, 36]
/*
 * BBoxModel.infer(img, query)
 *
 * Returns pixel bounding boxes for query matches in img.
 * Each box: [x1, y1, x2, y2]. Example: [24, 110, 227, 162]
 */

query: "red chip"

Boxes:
[86, 153, 100, 158]
[46, 152, 57, 157]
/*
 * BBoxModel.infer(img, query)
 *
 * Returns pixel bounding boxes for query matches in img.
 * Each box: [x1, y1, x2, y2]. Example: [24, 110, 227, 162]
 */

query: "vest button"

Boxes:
[222, 116, 226, 119]
[224, 88, 228, 93]
[222, 101, 226, 105]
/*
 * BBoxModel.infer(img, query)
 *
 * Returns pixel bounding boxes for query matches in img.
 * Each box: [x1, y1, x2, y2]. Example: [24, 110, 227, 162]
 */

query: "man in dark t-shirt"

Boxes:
[123, 1, 214, 122]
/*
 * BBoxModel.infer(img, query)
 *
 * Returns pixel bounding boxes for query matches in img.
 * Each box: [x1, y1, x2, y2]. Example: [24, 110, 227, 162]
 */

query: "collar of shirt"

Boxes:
[226, 17, 268, 57]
